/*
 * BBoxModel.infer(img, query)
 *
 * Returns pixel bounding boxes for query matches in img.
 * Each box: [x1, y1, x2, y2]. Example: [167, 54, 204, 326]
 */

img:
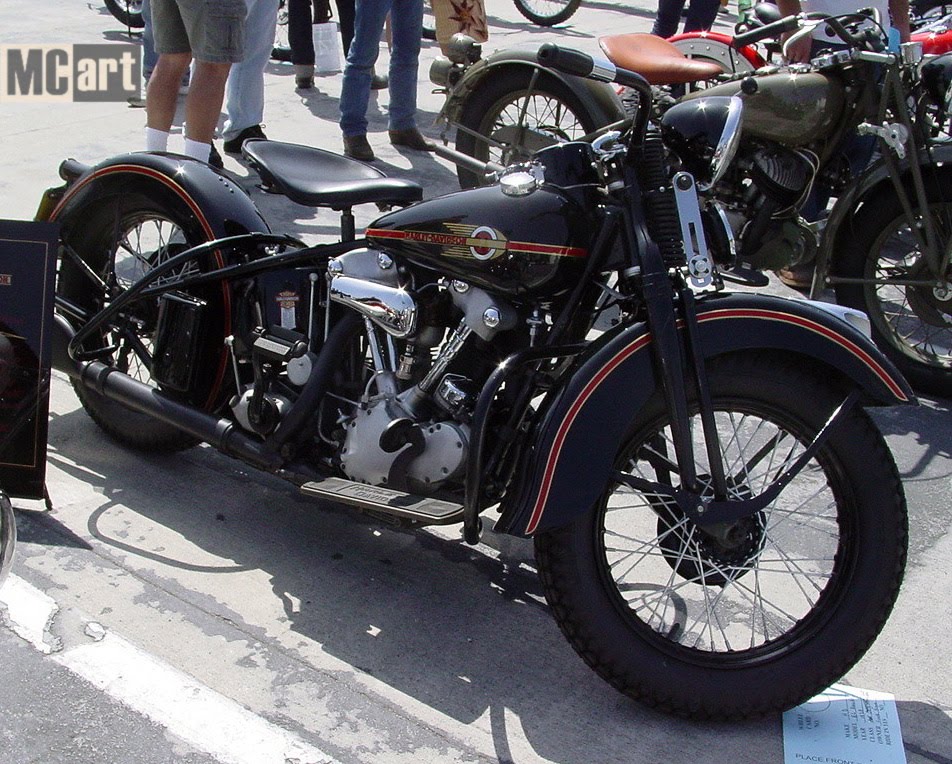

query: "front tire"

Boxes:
[534, 355, 907, 719]
[454, 68, 603, 188]
[835, 176, 952, 397]
[512, 0, 582, 26]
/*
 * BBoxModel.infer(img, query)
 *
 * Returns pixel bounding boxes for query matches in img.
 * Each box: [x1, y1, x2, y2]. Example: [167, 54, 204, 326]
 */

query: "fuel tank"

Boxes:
[683, 71, 845, 147]
[365, 179, 599, 298]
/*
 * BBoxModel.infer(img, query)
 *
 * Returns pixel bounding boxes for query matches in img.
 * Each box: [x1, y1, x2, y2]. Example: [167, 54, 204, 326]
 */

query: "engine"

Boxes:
[212, 246, 523, 495]
[720, 145, 820, 271]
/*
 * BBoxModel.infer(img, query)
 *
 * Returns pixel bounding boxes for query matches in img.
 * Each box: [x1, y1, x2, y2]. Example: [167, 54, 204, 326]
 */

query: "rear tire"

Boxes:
[534, 355, 907, 719]
[57, 192, 228, 452]
[103, 0, 144, 28]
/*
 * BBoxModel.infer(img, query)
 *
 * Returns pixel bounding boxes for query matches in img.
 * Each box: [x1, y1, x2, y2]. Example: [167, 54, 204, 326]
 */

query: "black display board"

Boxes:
[0, 220, 59, 500]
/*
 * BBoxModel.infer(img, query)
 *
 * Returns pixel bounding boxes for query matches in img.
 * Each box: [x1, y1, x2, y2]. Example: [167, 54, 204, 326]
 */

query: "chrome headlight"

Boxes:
[660, 95, 744, 189]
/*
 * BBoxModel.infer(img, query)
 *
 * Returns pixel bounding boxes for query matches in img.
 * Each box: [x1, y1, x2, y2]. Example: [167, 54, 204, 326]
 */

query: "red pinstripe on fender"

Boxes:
[51, 163, 231, 410]
[523, 307, 908, 535]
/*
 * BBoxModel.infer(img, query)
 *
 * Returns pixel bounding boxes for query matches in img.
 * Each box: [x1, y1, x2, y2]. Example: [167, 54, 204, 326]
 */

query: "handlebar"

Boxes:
[732, 14, 800, 48]
[537, 43, 651, 97]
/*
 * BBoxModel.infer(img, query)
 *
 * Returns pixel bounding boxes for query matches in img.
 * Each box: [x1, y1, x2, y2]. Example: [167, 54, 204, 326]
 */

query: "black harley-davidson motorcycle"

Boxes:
[40, 47, 912, 719]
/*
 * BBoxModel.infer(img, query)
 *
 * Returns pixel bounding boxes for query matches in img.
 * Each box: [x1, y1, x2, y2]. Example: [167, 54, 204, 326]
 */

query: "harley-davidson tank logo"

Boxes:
[0, 274, 11, 286]
[366, 225, 586, 260]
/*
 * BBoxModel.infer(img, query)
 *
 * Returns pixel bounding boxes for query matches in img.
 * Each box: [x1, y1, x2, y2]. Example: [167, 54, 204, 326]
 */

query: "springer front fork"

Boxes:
[623, 169, 855, 529]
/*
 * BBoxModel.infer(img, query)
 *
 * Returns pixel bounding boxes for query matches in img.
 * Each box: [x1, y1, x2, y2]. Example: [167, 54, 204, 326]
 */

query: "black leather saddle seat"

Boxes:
[241, 140, 424, 209]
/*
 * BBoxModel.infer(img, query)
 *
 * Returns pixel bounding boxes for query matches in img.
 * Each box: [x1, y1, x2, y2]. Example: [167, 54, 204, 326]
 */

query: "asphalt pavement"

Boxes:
[1, 1, 951, 763]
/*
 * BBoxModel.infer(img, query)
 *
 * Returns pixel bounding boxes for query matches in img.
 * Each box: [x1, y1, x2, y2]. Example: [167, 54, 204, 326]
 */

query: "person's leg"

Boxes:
[288, 0, 315, 64]
[146, 52, 191, 132]
[141, 0, 158, 80]
[183, 61, 234, 143]
[683, 0, 720, 32]
[223, 0, 280, 140]
[651, 0, 687, 37]
[335, 0, 356, 56]
[386, 0, 422, 132]
[339, 0, 389, 138]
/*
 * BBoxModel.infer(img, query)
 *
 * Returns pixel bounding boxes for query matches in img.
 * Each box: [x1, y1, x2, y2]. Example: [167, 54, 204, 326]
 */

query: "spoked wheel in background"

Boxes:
[534, 355, 907, 719]
[454, 69, 602, 188]
[57, 193, 229, 452]
[513, 0, 582, 26]
[836, 178, 952, 397]
[103, 0, 144, 28]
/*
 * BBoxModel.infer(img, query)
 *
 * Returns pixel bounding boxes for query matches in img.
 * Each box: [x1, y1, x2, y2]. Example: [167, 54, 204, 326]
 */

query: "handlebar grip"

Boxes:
[537, 43, 604, 79]
[732, 14, 800, 49]
[537, 43, 650, 94]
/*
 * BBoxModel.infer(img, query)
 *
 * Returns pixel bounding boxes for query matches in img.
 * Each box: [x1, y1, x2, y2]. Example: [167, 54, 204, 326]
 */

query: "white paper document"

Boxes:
[783, 684, 906, 764]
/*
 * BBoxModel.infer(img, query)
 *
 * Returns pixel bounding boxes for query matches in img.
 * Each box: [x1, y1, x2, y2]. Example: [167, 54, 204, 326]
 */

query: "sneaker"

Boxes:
[776, 262, 814, 290]
[208, 144, 224, 169]
[389, 128, 435, 152]
[223, 124, 267, 154]
[343, 134, 375, 161]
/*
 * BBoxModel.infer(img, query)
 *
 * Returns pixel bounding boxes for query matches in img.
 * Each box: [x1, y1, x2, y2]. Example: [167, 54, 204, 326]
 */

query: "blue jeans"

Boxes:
[339, 0, 423, 136]
[142, 0, 158, 78]
[223, 0, 280, 139]
[651, 0, 720, 38]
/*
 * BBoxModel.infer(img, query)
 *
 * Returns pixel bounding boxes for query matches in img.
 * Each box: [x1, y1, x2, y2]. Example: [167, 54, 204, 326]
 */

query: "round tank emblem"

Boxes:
[470, 226, 503, 260]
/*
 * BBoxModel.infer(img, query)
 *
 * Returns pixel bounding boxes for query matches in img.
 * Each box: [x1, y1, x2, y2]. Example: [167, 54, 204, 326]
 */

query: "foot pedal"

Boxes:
[301, 477, 463, 525]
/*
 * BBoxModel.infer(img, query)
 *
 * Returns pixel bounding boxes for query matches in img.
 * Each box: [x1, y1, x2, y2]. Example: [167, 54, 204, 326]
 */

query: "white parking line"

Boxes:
[1, 575, 340, 764]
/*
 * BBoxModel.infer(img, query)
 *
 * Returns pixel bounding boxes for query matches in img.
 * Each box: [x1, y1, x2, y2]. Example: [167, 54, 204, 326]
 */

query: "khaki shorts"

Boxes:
[153, 0, 247, 63]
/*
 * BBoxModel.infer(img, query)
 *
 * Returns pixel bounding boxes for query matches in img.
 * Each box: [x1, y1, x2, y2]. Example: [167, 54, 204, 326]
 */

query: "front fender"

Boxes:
[820, 144, 952, 283]
[443, 46, 625, 126]
[496, 292, 913, 538]
[47, 151, 270, 239]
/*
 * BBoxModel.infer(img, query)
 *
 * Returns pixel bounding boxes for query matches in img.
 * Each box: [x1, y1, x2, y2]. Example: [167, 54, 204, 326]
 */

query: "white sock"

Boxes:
[145, 127, 169, 152]
[183, 137, 211, 163]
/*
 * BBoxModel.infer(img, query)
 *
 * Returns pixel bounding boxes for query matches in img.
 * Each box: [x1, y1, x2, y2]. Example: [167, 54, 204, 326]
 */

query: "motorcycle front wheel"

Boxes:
[103, 0, 144, 28]
[57, 192, 228, 452]
[454, 69, 601, 188]
[513, 0, 582, 26]
[835, 177, 952, 397]
[534, 354, 907, 720]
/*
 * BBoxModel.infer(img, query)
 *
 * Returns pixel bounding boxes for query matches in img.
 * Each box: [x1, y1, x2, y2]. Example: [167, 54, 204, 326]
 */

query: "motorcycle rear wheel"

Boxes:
[57, 193, 227, 451]
[513, 0, 581, 26]
[103, 0, 144, 28]
[534, 354, 907, 719]
[835, 178, 952, 397]
[454, 69, 601, 188]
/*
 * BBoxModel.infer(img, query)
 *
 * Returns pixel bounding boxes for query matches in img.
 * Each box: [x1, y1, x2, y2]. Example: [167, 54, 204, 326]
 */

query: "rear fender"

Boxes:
[667, 31, 765, 72]
[46, 151, 270, 239]
[496, 292, 913, 538]
[443, 48, 625, 126]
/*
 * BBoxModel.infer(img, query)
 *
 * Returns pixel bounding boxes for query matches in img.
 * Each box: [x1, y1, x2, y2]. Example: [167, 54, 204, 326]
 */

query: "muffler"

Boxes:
[51, 315, 282, 471]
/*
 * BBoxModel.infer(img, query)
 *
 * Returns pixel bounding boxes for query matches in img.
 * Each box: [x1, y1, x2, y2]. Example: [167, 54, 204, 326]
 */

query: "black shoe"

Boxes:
[295, 76, 314, 89]
[208, 143, 224, 169]
[389, 128, 435, 152]
[343, 134, 375, 161]
[370, 72, 389, 90]
[223, 124, 267, 154]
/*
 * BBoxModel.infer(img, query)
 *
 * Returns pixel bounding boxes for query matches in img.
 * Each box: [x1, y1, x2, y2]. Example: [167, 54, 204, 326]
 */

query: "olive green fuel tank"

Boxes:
[682, 71, 845, 147]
